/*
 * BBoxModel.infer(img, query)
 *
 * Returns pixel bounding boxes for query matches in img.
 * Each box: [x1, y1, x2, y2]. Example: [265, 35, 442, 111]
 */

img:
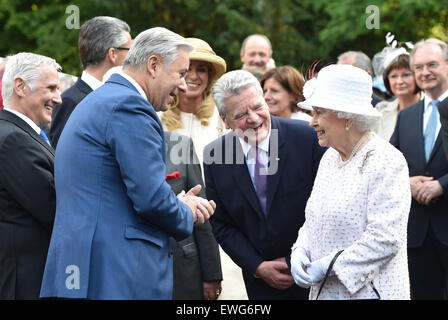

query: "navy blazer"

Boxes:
[204, 116, 326, 299]
[49, 78, 92, 149]
[390, 100, 448, 248]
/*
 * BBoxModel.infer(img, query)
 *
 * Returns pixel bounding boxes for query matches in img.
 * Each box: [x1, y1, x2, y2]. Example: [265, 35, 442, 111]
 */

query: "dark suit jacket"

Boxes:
[0, 110, 56, 299]
[390, 100, 448, 248]
[203, 116, 326, 299]
[438, 97, 448, 160]
[165, 131, 222, 300]
[49, 78, 92, 149]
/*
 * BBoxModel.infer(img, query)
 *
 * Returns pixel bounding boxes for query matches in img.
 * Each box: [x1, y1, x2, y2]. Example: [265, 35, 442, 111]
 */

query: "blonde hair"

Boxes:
[161, 62, 216, 131]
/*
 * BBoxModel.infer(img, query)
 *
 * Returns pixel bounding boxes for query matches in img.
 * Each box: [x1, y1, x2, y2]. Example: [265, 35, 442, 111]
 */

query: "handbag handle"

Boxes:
[315, 250, 381, 300]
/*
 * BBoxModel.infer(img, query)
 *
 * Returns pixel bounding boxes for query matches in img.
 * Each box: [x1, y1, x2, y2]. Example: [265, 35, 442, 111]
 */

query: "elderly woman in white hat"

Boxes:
[290, 64, 412, 299]
[161, 38, 228, 166]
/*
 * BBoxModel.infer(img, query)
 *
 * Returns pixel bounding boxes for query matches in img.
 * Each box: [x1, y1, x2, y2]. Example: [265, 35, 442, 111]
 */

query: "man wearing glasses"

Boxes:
[50, 16, 132, 149]
[390, 38, 448, 299]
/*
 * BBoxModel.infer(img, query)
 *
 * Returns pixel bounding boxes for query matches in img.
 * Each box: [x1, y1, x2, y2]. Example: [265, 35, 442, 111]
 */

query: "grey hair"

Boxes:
[1, 52, 61, 105]
[335, 111, 379, 132]
[410, 38, 448, 66]
[123, 27, 193, 70]
[338, 51, 373, 76]
[212, 70, 264, 118]
[78, 16, 130, 69]
[240, 34, 273, 56]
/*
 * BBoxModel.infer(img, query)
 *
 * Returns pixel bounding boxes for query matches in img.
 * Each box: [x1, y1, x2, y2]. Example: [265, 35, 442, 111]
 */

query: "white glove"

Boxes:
[305, 255, 334, 286]
[290, 247, 312, 288]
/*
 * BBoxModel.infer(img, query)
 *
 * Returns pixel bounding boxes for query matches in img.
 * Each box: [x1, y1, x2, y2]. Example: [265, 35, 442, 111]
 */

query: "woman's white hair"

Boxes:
[123, 27, 193, 70]
[1, 52, 61, 105]
[335, 111, 379, 132]
[212, 70, 263, 118]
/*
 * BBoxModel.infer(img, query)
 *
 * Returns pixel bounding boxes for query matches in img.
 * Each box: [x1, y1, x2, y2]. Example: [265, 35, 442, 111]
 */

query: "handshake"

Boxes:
[177, 184, 216, 226]
[290, 247, 334, 288]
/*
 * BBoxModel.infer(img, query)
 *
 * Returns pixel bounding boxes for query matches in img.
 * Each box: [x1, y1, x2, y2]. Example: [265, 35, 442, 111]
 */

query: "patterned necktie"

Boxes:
[424, 100, 439, 162]
[40, 130, 51, 147]
[249, 146, 267, 215]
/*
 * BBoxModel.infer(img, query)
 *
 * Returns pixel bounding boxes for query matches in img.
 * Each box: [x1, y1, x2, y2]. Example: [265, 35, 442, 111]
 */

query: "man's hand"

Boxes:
[410, 176, 442, 205]
[415, 179, 443, 205]
[255, 258, 295, 290]
[177, 185, 216, 226]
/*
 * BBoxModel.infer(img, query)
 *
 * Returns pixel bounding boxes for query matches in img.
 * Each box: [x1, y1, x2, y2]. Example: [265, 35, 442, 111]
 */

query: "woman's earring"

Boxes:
[345, 126, 350, 131]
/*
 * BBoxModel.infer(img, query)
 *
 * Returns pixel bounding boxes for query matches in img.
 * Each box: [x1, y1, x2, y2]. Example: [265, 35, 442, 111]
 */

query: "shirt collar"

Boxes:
[81, 70, 104, 91]
[3, 108, 41, 134]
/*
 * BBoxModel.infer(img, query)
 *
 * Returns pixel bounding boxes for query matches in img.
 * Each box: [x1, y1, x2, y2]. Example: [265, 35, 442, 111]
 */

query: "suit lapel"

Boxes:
[75, 78, 93, 96]
[412, 101, 427, 167]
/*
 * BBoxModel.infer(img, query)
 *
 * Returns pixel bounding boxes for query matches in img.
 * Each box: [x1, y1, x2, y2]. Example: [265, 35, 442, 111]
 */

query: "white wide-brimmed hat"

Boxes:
[298, 64, 381, 118]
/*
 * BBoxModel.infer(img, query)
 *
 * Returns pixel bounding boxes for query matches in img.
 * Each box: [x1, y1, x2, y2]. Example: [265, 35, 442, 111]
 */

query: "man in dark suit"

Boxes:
[165, 131, 222, 300]
[439, 97, 448, 159]
[0, 52, 62, 299]
[390, 38, 448, 299]
[203, 70, 326, 300]
[49, 16, 132, 149]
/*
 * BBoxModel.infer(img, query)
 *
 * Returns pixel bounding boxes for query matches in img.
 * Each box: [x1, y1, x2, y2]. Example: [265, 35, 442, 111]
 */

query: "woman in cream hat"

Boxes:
[161, 38, 249, 300]
[290, 64, 412, 299]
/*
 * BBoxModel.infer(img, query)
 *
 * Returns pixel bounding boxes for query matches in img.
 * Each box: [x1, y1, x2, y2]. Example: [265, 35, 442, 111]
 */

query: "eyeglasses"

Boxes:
[114, 47, 130, 51]
[412, 61, 439, 73]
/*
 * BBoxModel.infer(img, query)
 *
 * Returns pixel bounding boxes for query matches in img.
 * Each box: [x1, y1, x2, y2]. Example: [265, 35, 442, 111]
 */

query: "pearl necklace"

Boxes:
[337, 131, 372, 168]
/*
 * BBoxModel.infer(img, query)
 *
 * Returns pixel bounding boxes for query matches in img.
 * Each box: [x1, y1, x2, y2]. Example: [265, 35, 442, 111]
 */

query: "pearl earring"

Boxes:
[345, 126, 350, 131]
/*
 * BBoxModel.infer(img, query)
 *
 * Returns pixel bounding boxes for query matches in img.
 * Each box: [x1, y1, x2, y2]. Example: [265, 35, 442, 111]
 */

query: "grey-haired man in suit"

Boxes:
[0, 52, 61, 299]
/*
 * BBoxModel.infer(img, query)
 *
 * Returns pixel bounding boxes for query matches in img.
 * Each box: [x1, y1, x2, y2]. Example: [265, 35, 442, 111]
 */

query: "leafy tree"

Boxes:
[0, 0, 446, 76]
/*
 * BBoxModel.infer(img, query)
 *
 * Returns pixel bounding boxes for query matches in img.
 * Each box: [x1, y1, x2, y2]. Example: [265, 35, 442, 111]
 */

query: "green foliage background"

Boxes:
[0, 0, 447, 76]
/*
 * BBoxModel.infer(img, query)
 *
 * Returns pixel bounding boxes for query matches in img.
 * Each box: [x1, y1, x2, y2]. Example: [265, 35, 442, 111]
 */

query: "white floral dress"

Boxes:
[292, 134, 411, 299]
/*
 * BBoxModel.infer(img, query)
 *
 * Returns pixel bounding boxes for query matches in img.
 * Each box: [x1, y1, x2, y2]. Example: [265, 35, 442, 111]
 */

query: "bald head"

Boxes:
[240, 34, 272, 71]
